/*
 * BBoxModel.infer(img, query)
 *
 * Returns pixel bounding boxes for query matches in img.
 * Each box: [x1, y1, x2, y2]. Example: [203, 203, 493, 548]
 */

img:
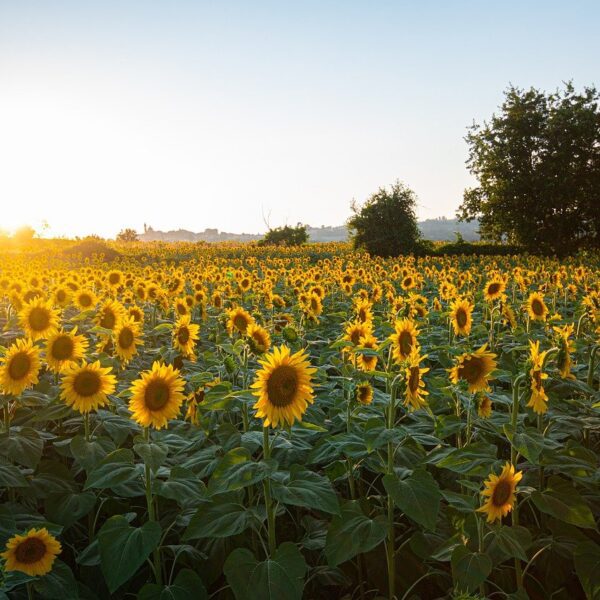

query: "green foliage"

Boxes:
[459, 82, 600, 256]
[347, 180, 423, 257]
[258, 224, 308, 247]
[116, 228, 139, 242]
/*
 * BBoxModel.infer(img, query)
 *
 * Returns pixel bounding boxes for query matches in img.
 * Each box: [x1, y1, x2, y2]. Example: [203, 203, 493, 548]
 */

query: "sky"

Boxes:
[0, 1, 598, 238]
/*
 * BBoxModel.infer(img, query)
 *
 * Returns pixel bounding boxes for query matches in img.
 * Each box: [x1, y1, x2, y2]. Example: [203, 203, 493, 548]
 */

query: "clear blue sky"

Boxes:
[1, 0, 598, 238]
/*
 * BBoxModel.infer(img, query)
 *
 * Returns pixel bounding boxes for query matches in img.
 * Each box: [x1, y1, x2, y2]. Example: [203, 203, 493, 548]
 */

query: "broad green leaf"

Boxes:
[183, 502, 254, 539]
[574, 541, 600, 600]
[98, 515, 161, 594]
[0, 427, 43, 468]
[134, 441, 168, 473]
[493, 526, 532, 562]
[272, 465, 340, 515]
[434, 442, 496, 476]
[224, 543, 307, 600]
[70, 435, 116, 471]
[325, 500, 387, 566]
[138, 569, 208, 600]
[383, 469, 441, 531]
[451, 545, 492, 593]
[153, 467, 207, 506]
[530, 476, 596, 529]
[45, 491, 96, 529]
[208, 447, 271, 494]
[84, 449, 139, 490]
[32, 559, 78, 599]
[0, 464, 29, 488]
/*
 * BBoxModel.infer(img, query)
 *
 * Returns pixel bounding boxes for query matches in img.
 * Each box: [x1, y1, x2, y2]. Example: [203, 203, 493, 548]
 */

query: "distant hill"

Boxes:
[137, 219, 479, 243]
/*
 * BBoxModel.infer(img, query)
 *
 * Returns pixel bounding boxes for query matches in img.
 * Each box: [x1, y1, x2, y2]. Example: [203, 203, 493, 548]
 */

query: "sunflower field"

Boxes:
[0, 242, 599, 600]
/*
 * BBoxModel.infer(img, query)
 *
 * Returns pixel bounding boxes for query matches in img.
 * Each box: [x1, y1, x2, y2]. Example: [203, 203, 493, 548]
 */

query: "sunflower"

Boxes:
[342, 320, 372, 354]
[246, 323, 271, 354]
[251, 345, 316, 428]
[73, 289, 97, 312]
[172, 314, 200, 359]
[449, 344, 497, 393]
[404, 349, 429, 410]
[0, 338, 41, 396]
[526, 292, 548, 321]
[356, 334, 379, 372]
[356, 382, 374, 405]
[526, 340, 549, 414]
[19, 297, 59, 341]
[553, 323, 575, 379]
[450, 298, 473, 337]
[477, 394, 493, 418]
[129, 362, 186, 429]
[484, 279, 506, 302]
[389, 319, 420, 364]
[60, 361, 117, 413]
[1, 528, 61, 576]
[226, 307, 254, 335]
[45, 328, 88, 373]
[476, 462, 523, 523]
[114, 317, 143, 364]
[95, 299, 124, 331]
[354, 299, 373, 325]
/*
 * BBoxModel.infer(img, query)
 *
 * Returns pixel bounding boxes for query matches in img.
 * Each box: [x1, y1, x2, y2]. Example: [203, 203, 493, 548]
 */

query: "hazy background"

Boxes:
[1, 0, 598, 238]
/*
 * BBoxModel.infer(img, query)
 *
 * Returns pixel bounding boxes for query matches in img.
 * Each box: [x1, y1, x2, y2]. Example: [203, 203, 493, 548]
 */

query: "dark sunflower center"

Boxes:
[177, 327, 190, 345]
[350, 330, 361, 345]
[118, 328, 134, 349]
[266, 365, 298, 407]
[51, 336, 74, 360]
[176, 304, 187, 316]
[531, 299, 544, 315]
[488, 283, 501, 295]
[233, 315, 248, 332]
[252, 332, 266, 347]
[491, 479, 512, 506]
[144, 380, 171, 410]
[73, 371, 101, 397]
[109, 274, 120, 285]
[29, 307, 50, 331]
[15, 537, 46, 564]
[358, 308, 367, 321]
[9, 352, 31, 380]
[100, 311, 116, 330]
[408, 366, 420, 393]
[456, 308, 467, 328]
[459, 356, 484, 384]
[533, 369, 543, 390]
[399, 331, 413, 356]
[56, 290, 67, 302]
[357, 386, 370, 403]
[79, 294, 92, 307]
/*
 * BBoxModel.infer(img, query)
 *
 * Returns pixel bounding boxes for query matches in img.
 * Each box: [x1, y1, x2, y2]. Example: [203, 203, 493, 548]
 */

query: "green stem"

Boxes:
[587, 345, 599, 390]
[3, 402, 10, 437]
[477, 515, 486, 597]
[84, 412, 90, 442]
[144, 428, 162, 586]
[386, 382, 398, 600]
[510, 374, 525, 591]
[26, 581, 34, 600]
[262, 426, 276, 557]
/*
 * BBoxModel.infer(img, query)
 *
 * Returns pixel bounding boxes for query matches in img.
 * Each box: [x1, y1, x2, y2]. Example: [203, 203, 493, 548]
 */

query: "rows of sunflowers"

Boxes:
[0, 242, 599, 599]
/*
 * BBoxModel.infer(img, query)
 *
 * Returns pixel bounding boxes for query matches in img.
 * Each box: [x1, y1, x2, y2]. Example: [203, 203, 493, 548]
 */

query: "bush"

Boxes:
[258, 224, 308, 246]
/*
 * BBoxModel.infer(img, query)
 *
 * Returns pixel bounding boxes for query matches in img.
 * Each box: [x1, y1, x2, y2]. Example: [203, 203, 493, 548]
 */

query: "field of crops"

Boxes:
[0, 243, 599, 599]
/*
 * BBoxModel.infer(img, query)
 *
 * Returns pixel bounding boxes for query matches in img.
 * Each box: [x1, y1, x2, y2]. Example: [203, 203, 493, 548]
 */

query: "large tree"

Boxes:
[348, 180, 422, 257]
[458, 83, 600, 256]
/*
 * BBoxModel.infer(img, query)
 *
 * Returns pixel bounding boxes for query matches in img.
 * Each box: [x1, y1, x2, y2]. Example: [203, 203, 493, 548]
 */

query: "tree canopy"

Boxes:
[258, 224, 308, 247]
[459, 83, 600, 256]
[347, 180, 422, 257]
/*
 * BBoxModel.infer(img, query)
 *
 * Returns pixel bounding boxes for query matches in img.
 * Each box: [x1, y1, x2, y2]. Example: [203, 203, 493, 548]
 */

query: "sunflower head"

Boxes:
[450, 298, 473, 337]
[553, 323, 575, 379]
[227, 307, 254, 336]
[19, 297, 59, 341]
[449, 344, 497, 393]
[0, 338, 41, 396]
[389, 319, 420, 364]
[526, 292, 548, 321]
[356, 334, 379, 372]
[404, 349, 429, 410]
[45, 328, 88, 373]
[246, 323, 271, 354]
[251, 345, 316, 428]
[355, 382, 373, 405]
[60, 361, 117, 414]
[173, 314, 200, 359]
[526, 340, 549, 414]
[129, 362, 186, 429]
[476, 462, 522, 523]
[1, 528, 62, 576]
[114, 317, 143, 364]
[477, 394, 493, 418]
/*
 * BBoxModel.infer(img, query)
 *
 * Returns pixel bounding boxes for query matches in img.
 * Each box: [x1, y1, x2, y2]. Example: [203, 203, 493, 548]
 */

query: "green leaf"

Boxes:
[153, 467, 207, 507]
[138, 569, 208, 600]
[325, 500, 387, 566]
[70, 435, 116, 471]
[530, 476, 596, 529]
[98, 515, 161, 594]
[451, 545, 492, 593]
[134, 441, 168, 473]
[574, 541, 600, 600]
[0, 427, 43, 468]
[383, 469, 441, 531]
[224, 543, 307, 600]
[493, 526, 532, 562]
[434, 442, 496, 476]
[183, 502, 254, 540]
[32, 559, 78, 599]
[272, 465, 340, 515]
[208, 447, 271, 494]
[0, 464, 29, 488]
[84, 448, 139, 490]
[45, 491, 96, 529]
[503, 425, 557, 464]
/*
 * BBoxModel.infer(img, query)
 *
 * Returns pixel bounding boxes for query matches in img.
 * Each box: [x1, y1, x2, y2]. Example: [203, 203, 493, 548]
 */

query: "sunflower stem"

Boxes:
[587, 345, 599, 390]
[386, 381, 398, 600]
[144, 428, 162, 586]
[84, 412, 90, 442]
[477, 514, 486, 597]
[262, 426, 276, 557]
[3, 402, 10, 437]
[26, 582, 34, 600]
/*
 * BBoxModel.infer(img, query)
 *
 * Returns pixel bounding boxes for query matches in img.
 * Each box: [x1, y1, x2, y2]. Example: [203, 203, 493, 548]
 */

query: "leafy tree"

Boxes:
[259, 224, 308, 246]
[116, 228, 139, 242]
[13, 225, 36, 245]
[459, 83, 600, 256]
[347, 180, 422, 257]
